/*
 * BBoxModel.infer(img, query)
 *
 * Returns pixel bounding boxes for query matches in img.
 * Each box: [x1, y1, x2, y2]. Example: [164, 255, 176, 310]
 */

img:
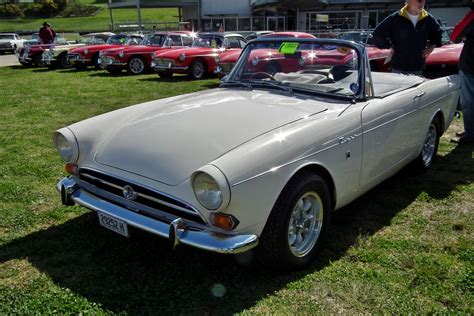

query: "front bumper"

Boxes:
[98, 56, 126, 67]
[57, 177, 258, 254]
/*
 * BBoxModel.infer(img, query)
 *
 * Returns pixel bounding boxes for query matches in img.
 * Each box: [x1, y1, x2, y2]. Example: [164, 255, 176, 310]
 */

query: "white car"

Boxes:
[54, 38, 460, 270]
[0, 33, 26, 53]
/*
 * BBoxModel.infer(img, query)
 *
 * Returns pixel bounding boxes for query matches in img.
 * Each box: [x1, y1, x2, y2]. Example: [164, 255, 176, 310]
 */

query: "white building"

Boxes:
[108, 0, 472, 32]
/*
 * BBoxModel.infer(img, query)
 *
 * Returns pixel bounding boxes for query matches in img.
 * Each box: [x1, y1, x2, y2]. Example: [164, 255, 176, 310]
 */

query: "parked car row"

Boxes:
[13, 29, 463, 80]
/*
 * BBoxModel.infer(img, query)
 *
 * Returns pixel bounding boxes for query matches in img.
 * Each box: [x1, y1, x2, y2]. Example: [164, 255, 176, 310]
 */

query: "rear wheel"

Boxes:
[188, 59, 207, 80]
[127, 56, 146, 75]
[92, 54, 100, 70]
[257, 172, 331, 270]
[412, 116, 440, 171]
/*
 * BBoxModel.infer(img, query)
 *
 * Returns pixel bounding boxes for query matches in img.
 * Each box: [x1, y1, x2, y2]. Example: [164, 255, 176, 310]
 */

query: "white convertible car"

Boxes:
[54, 38, 460, 270]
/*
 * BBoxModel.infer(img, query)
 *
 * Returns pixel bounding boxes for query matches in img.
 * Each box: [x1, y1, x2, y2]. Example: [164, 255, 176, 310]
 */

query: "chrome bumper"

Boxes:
[56, 177, 258, 254]
[151, 62, 188, 71]
[98, 57, 126, 66]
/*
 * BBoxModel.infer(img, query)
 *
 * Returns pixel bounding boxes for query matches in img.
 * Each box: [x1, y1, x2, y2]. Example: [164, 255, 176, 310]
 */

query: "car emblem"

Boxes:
[122, 185, 138, 200]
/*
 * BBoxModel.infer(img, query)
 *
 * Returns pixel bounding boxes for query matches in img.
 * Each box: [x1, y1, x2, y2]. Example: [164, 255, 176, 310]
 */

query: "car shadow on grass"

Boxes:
[0, 143, 472, 314]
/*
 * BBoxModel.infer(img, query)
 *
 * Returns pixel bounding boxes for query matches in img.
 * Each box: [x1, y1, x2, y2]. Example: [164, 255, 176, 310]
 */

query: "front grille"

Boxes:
[78, 168, 205, 224]
[155, 58, 175, 67]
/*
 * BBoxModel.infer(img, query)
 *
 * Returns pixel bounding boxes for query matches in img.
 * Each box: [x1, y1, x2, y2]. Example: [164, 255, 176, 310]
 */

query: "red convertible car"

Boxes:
[151, 32, 247, 79]
[68, 34, 143, 70]
[217, 32, 316, 77]
[98, 31, 195, 75]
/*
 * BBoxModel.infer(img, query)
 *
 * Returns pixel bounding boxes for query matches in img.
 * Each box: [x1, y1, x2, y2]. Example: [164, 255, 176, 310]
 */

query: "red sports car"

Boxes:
[99, 32, 195, 75]
[217, 32, 316, 77]
[424, 43, 463, 78]
[151, 32, 247, 79]
[68, 34, 143, 70]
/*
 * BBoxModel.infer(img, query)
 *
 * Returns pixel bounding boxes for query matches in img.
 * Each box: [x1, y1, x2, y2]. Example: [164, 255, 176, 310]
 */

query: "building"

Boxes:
[108, 0, 472, 32]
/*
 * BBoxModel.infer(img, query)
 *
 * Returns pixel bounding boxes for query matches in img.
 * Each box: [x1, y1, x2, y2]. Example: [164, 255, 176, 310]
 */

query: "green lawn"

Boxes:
[0, 7, 179, 32]
[0, 65, 473, 314]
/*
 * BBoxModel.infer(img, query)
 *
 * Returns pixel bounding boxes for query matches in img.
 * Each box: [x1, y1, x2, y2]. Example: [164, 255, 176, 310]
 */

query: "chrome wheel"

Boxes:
[129, 57, 145, 74]
[288, 191, 324, 257]
[421, 123, 437, 167]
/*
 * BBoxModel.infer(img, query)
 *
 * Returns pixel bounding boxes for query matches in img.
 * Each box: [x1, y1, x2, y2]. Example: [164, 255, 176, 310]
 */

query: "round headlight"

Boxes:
[84, 48, 88, 55]
[53, 129, 79, 163]
[193, 172, 222, 210]
[178, 53, 185, 61]
[118, 50, 124, 58]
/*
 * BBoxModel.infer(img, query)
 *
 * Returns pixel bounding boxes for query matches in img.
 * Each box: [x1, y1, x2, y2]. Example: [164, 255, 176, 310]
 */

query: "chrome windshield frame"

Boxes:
[223, 38, 371, 101]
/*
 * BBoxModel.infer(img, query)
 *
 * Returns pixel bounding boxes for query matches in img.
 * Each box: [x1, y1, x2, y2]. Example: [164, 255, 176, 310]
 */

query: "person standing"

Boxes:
[450, 0, 474, 144]
[39, 22, 56, 44]
[373, 0, 442, 76]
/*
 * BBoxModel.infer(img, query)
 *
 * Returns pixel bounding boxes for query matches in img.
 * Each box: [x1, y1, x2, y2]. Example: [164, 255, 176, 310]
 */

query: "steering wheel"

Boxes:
[248, 72, 275, 80]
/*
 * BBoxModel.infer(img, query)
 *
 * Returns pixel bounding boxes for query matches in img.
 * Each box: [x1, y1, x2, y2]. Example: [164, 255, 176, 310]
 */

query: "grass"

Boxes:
[0, 65, 473, 314]
[0, 7, 179, 32]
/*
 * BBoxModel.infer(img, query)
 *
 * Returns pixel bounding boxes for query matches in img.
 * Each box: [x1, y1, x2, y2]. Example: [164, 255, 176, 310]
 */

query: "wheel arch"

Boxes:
[285, 163, 337, 212]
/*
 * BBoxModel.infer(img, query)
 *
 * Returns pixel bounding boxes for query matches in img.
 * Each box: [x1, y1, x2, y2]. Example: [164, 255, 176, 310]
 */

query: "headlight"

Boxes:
[192, 165, 231, 211]
[84, 48, 88, 55]
[193, 172, 222, 210]
[53, 128, 79, 163]
[178, 53, 185, 61]
[118, 51, 124, 58]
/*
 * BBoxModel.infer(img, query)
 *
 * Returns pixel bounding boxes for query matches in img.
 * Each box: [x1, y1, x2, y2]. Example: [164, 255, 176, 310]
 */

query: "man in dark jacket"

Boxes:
[373, 0, 442, 75]
[39, 22, 56, 44]
[450, 1, 474, 144]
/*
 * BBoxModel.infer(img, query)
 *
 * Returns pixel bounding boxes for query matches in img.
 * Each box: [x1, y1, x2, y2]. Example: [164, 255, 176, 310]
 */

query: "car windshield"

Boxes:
[441, 27, 453, 44]
[0, 34, 15, 40]
[106, 35, 128, 45]
[140, 34, 166, 46]
[339, 32, 374, 45]
[193, 36, 223, 48]
[225, 39, 361, 98]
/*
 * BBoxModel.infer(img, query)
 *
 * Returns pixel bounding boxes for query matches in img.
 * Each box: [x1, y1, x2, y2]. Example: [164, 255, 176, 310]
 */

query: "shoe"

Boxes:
[451, 135, 474, 144]
[455, 131, 465, 137]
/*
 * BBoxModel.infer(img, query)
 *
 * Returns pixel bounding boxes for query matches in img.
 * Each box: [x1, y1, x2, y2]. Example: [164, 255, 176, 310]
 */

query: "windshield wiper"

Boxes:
[220, 80, 252, 89]
[248, 80, 293, 94]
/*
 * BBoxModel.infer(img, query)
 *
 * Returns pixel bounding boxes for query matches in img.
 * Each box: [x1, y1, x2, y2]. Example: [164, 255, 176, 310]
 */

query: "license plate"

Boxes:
[98, 212, 129, 237]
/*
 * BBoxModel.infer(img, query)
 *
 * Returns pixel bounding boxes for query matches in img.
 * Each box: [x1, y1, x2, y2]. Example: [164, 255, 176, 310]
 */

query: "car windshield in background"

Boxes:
[339, 32, 374, 45]
[141, 34, 166, 46]
[106, 35, 128, 45]
[0, 35, 15, 40]
[193, 36, 223, 48]
[227, 39, 361, 98]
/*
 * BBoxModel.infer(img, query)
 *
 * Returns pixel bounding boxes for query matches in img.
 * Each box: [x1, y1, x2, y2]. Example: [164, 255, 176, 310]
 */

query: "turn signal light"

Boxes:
[65, 163, 77, 175]
[209, 212, 239, 231]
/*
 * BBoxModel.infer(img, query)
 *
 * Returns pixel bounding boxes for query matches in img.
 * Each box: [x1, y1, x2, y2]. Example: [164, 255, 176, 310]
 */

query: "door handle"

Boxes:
[414, 92, 426, 99]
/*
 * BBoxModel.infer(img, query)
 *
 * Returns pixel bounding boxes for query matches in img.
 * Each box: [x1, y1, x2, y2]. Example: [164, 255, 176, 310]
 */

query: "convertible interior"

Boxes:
[273, 70, 425, 98]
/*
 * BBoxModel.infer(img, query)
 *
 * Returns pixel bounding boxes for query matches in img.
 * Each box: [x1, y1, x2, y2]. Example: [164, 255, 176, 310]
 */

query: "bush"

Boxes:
[0, 4, 24, 18]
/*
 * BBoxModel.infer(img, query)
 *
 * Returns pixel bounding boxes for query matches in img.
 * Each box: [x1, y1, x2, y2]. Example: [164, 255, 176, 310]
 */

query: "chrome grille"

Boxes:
[78, 168, 205, 224]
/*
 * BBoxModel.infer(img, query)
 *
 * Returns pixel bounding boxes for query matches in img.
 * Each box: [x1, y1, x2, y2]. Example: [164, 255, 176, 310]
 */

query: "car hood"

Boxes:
[94, 89, 328, 185]
[157, 47, 224, 59]
[426, 43, 463, 64]
[70, 44, 119, 53]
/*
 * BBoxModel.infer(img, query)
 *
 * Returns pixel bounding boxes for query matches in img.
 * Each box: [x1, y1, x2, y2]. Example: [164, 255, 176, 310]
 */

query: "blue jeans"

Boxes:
[460, 70, 474, 139]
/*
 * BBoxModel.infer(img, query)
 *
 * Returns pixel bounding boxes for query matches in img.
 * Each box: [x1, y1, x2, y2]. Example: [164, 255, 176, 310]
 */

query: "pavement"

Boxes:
[0, 53, 20, 67]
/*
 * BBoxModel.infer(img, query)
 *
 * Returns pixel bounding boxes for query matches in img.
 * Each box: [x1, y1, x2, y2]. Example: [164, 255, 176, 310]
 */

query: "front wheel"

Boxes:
[58, 53, 73, 69]
[257, 172, 331, 270]
[188, 59, 207, 80]
[127, 56, 146, 75]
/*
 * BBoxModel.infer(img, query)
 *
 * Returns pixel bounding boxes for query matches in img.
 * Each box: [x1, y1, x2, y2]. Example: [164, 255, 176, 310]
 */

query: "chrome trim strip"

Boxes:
[154, 65, 188, 70]
[78, 167, 201, 216]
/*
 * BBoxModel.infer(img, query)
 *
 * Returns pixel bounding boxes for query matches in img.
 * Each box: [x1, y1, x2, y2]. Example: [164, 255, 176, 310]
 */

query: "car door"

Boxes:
[360, 86, 422, 188]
